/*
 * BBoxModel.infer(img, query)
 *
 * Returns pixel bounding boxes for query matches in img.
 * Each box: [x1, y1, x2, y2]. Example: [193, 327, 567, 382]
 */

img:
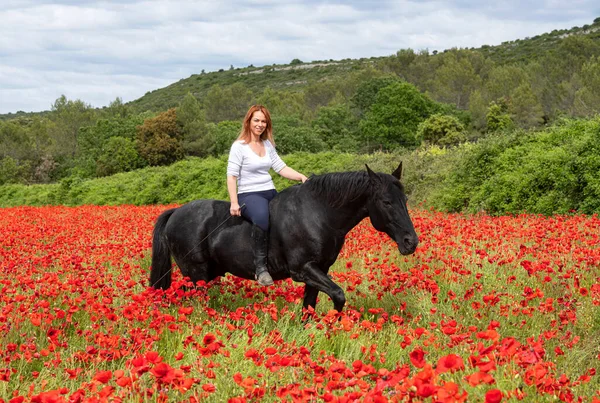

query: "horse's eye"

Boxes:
[383, 200, 393, 207]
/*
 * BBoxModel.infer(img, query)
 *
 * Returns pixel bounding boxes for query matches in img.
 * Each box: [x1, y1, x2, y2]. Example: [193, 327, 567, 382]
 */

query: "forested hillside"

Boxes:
[2, 17, 600, 214]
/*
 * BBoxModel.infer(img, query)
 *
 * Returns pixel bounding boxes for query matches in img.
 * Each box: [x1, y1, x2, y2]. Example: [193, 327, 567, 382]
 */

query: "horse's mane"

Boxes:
[303, 171, 374, 208]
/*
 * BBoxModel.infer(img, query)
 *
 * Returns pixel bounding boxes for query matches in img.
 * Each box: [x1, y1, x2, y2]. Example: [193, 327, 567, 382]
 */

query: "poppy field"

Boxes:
[0, 205, 599, 402]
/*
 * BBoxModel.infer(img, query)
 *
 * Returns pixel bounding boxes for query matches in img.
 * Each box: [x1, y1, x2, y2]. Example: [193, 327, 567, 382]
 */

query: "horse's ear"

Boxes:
[391, 162, 403, 180]
[366, 164, 382, 185]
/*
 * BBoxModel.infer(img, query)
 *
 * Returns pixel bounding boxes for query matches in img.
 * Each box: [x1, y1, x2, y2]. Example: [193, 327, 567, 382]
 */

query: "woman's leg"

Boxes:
[238, 190, 277, 285]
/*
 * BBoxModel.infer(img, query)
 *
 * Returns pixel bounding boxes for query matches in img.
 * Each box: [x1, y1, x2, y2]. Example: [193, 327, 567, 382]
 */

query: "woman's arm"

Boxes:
[278, 166, 308, 183]
[227, 175, 242, 216]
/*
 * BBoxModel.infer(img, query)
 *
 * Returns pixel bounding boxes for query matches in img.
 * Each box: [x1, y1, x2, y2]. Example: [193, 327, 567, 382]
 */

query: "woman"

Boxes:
[227, 105, 307, 286]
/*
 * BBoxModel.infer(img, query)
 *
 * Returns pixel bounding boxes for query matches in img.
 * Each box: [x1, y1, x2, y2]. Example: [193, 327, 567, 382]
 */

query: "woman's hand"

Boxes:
[230, 202, 242, 216]
[300, 174, 308, 183]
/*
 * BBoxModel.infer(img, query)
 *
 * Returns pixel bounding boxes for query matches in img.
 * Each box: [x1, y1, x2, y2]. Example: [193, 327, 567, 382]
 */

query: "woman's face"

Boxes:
[250, 111, 267, 138]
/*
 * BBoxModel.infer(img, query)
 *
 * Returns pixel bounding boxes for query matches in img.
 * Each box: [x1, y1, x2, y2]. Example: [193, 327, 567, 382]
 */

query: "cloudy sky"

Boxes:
[1, 0, 598, 114]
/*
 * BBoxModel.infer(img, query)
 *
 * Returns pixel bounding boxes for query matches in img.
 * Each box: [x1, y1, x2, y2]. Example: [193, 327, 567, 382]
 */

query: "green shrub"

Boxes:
[416, 114, 466, 146]
[0, 153, 409, 207]
[430, 116, 600, 214]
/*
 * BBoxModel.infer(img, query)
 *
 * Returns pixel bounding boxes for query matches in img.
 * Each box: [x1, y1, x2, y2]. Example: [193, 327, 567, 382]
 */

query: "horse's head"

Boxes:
[366, 162, 419, 255]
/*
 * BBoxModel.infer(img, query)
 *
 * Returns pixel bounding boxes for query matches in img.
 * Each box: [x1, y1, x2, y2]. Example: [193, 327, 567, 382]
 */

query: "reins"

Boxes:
[150, 203, 246, 289]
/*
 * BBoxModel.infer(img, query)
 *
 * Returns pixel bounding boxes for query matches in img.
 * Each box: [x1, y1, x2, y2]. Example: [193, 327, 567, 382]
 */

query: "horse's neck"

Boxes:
[323, 193, 370, 235]
[304, 171, 372, 234]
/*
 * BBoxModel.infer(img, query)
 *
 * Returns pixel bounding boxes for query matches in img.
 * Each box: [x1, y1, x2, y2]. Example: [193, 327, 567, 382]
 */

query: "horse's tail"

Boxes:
[150, 208, 177, 290]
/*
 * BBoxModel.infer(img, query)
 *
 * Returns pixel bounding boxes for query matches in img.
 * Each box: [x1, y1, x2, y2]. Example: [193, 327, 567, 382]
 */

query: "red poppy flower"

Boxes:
[485, 389, 503, 403]
[436, 354, 465, 374]
[410, 348, 427, 368]
[93, 370, 112, 384]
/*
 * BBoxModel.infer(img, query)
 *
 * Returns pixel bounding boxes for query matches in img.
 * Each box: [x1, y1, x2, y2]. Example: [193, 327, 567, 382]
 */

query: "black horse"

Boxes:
[150, 163, 418, 312]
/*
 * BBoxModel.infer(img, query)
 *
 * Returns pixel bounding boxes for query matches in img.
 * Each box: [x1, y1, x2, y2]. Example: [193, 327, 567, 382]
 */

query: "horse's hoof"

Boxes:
[256, 271, 274, 286]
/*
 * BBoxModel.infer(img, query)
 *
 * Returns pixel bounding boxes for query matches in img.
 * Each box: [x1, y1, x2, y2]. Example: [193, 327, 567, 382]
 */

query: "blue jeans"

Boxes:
[238, 189, 277, 232]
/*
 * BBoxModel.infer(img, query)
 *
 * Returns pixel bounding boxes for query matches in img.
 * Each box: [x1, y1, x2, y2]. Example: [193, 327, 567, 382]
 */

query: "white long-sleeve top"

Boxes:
[226, 140, 287, 194]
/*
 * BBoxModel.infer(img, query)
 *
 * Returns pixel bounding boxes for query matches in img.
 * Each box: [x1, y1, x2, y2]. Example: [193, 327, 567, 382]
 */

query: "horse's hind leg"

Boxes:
[300, 263, 346, 312]
[176, 254, 214, 287]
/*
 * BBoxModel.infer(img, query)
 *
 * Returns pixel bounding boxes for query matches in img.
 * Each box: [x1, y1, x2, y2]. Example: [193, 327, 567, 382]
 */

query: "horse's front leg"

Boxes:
[303, 285, 319, 310]
[300, 263, 345, 312]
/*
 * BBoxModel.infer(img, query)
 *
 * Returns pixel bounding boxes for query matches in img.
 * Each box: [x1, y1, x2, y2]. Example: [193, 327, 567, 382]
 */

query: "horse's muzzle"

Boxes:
[398, 233, 419, 255]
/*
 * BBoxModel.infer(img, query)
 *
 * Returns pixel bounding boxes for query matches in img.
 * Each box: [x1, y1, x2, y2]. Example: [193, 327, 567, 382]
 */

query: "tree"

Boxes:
[0, 120, 37, 183]
[312, 103, 359, 151]
[76, 114, 146, 177]
[48, 95, 96, 159]
[203, 83, 252, 123]
[305, 81, 338, 112]
[486, 100, 513, 132]
[0, 120, 33, 161]
[393, 48, 417, 79]
[102, 97, 131, 119]
[0, 157, 30, 185]
[206, 120, 241, 156]
[136, 109, 184, 166]
[468, 90, 488, 131]
[177, 93, 210, 156]
[484, 65, 528, 101]
[532, 36, 600, 120]
[417, 114, 466, 146]
[509, 83, 544, 128]
[255, 87, 306, 119]
[428, 49, 486, 109]
[351, 76, 399, 117]
[571, 56, 600, 116]
[96, 137, 144, 177]
[359, 81, 441, 150]
[275, 126, 327, 154]
[28, 117, 54, 158]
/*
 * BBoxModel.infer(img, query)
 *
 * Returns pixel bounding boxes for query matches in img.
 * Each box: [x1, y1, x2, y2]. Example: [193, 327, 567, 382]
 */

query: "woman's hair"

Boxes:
[237, 105, 275, 146]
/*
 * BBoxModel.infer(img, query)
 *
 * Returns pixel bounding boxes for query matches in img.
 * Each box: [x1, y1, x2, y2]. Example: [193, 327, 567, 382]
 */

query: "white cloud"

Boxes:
[0, 0, 598, 113]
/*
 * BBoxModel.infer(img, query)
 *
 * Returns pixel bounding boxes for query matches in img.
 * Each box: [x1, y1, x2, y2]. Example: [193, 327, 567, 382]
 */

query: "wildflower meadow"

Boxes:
[0, 205, 598, 402]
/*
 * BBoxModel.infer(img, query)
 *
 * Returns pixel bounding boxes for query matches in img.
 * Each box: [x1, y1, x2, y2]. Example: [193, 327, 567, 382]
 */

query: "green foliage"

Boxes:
[101, 97, 132, 119]
[96, 137, 145, 177]
[428, 49, 487, 109]
[0, 120, 32, 161]
[484, 65, 529, 101]
[76, 114, 147, 178]
[48, 95, 96, 159]
[275, 126, 327, 154]
[428, 117, 600, 214]
[572, 56, 600, 116]
[304, 80, 339, 112]
[4, 116, 600, 216]
[0, 157, 31, 185]
[0, 152, 401, 207]
[177, 93, 204, 126]
[312, 103, 359, 151]
[177, 93, 210, 157]
[416, 114, 466, 146]
[135, 109, 184, 166]
[206, 120, 241, 156]
[350, 75, 398, 117]
[509, 83, 544, 128]
[255, 88, 306, 119]
[203, 83, 252, 123]
[486, 100, 513, 132]
[359, 81, 441, 150]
